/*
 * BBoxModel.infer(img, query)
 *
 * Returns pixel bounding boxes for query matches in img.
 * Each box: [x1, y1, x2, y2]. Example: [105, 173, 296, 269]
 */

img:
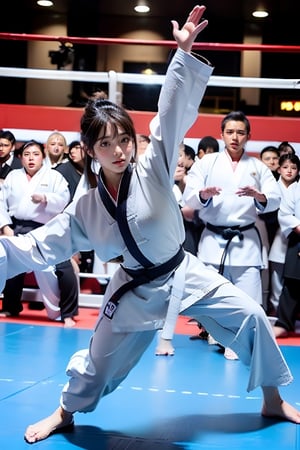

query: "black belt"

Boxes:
[206, 222, 256, 275]
[206, 222, 255, 241]
[103, 246, 185, 319]
[12, 217, 44, 229]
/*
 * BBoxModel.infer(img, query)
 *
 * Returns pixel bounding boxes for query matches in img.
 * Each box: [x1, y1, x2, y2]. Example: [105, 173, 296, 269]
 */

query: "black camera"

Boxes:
[48, 43, 74, 69]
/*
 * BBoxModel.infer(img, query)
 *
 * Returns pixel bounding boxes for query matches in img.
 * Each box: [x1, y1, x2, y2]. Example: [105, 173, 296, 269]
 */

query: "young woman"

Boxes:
[0, 5, 298, 444]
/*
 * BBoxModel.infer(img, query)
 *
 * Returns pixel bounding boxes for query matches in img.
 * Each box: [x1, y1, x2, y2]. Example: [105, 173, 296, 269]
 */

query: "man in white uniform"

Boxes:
[184, 110, 280, 306]
[183, 110, 281, 358]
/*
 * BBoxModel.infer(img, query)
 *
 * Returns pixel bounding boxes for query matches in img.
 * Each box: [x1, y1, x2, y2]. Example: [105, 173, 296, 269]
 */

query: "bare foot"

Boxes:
[262, 387, 300, 424]
[155, 337, 175, 356]
[262, 400, 300, 424]
[224, 347, 239, 360]
[64, 317, 76, 328]
[24, 406, 74, 443]
[272, 326, 289, 338]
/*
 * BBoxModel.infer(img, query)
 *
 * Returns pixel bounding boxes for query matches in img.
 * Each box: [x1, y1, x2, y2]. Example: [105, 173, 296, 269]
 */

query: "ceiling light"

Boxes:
[134, 1, 150, 13]
[37, 1, 54, 7]
[252, 10, 269, 18]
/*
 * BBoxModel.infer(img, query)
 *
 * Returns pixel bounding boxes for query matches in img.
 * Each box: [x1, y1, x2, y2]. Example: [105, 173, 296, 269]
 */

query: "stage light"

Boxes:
[134, 1, 150, 14]
[252, 10, 269, 18]
[37, 1, 53, 7]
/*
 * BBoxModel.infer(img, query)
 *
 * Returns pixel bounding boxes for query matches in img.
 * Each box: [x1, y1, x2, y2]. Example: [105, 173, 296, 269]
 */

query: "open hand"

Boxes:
[172, 5, 208, 53]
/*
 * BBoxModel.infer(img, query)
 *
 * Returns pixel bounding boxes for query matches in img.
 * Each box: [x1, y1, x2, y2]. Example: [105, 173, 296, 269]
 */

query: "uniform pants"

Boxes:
[208, 264, 263, 305]
[60, 282, 292, 414]
[2, 260, 78, 320]
[275, 277, 300, 332]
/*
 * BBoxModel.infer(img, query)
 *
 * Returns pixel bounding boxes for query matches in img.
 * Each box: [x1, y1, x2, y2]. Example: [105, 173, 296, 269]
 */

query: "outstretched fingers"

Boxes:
[172, 5, 208, 53]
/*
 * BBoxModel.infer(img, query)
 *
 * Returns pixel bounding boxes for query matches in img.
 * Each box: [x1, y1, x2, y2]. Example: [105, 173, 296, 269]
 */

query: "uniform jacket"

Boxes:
[183, 151, 281, 267]
[0, 164, 70, 228]
[0, 49, 232, 332]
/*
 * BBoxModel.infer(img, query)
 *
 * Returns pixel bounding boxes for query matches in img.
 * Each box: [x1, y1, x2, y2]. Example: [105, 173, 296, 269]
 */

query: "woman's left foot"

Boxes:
[224, 347, 239, 360]
[155, 337, 175, 356]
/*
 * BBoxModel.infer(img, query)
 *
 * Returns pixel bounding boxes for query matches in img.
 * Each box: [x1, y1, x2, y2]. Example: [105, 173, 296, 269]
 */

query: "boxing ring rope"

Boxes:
[1, 33, 300, 305]
[0, 67, 299, 104]
[1, 32, 300, 53]
[1, 33, 300, 103]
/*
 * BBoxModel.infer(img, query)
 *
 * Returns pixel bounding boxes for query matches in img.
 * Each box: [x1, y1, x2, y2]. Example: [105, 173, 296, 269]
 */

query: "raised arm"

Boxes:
[148, 5, 212, 184]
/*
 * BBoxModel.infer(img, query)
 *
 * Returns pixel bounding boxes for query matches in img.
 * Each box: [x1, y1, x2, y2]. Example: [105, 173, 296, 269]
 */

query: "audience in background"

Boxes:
[136, 134, 150, 156]
[55, 140, 85, 200]
[0, 139, 78, 326]
[278, 141, 296, 157]
[184, 111, 281, 360]
[260, 145, 280, 180]
[273, 155, 300, 337]
[0, 130, 22, 182]
[156, 142, 197, 356]
[196, 135, 219, 160]
[268, 153, 300, 317]
[1, 130, 299, 334]
[44, 131, 68, 168]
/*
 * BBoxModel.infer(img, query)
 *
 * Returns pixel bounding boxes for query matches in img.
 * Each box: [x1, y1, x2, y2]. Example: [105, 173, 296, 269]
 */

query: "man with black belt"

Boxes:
[184, 111, 281, 358]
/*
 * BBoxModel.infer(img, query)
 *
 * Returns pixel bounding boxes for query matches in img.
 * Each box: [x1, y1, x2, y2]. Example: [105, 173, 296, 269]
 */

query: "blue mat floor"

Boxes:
[0, 322, 300, 449]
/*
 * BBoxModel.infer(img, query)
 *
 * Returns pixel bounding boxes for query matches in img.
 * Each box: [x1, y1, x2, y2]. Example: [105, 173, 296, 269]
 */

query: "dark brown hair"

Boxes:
[80, 99, 137, 162]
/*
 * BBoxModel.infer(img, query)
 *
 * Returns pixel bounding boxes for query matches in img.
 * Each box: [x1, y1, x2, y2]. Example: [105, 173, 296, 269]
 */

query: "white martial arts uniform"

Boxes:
[0, 165, 70, 318]
[0, 49, 293, 414]
[183, 150, 281, 304]
[268, 178, 292, 310]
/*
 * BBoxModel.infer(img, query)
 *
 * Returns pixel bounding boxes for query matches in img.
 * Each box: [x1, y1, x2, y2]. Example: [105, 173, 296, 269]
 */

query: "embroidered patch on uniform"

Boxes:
[104, 301, 117, 319]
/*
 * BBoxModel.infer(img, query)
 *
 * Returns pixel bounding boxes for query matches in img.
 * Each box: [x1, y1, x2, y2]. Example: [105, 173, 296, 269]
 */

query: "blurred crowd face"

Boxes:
[136, 134, 150, 156]
[69, 143, 84, 164]
[45, 133, 67, 163]
[0, 138, 14, 164]
[261, 150, 280, 172]
[177, 148, 194, 171]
